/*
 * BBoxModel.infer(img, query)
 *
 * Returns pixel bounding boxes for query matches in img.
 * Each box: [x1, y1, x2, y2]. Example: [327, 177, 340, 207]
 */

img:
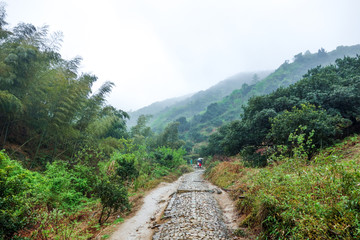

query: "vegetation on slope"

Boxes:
[126, 93, 193, 128]
[206, 135, 360, 239]
[202, 55, 360, 163]
[0, 143, 190, 239]
[175, 45, 360, 149]
[0, 7, 191, 239]
[203, 53, 360, 239]
[130, 71, 271, 132]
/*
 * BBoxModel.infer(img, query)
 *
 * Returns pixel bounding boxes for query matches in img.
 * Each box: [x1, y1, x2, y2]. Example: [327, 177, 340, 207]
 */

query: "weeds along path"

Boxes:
[152, 169, 236, 240]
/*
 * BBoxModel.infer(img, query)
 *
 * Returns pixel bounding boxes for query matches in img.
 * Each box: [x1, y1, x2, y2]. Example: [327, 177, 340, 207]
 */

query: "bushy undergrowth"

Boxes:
[0, 150, 99, 239]
[0, 143, 189, 239]
[0, 150, 40, 239]
[206, 135, 360, 239]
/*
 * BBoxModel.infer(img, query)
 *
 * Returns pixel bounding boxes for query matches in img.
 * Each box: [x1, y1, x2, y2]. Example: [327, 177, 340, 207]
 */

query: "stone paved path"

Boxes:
[152, 169, 230, 240]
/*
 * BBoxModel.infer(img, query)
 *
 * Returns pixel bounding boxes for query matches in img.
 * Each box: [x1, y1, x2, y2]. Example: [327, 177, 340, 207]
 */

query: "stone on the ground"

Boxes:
[153, 170, 230, 240]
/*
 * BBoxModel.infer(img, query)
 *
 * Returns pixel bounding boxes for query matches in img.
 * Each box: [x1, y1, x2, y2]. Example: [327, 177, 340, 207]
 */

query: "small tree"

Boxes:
[115, 153, 139, 185]
[95, 179, 129, 224]
[268, 103, 346, 158]
[95, 151, 140, 224]
[156, 122, 184, 149]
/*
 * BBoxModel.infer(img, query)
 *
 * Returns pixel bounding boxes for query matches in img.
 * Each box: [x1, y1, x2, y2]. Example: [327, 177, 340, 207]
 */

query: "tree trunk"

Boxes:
[2, 121, 10, 148]
[99, 206, 106, 224]
[52, 139, 58, 162]
[0, 121, 5, 145]
[105, 209, 112, 223]
[33, 129, 47, 166]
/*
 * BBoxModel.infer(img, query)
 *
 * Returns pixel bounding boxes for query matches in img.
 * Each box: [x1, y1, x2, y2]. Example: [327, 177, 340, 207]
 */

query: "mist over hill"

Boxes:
[127, 44, 360, 152]
[127, 93, 194, 127]
[182, 44, 360, 145]
[128, 70, 272, 129]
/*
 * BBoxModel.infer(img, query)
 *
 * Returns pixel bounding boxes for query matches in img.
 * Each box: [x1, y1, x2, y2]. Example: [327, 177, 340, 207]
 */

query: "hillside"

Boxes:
[200, 52, 360, 239]
[126, 93, 193, 127]
[128, 71, 271, 131]
[205, 135, 360, 239]
[202, 54, 360, 158]
[184, 44, 360, 145]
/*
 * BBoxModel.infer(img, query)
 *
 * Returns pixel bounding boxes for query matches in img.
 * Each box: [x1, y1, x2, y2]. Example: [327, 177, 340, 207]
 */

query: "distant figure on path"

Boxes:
[197, 158, 203, 168]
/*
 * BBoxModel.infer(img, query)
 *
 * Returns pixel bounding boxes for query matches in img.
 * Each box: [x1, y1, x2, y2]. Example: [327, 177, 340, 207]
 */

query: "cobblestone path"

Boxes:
[152, 169, 230, 240]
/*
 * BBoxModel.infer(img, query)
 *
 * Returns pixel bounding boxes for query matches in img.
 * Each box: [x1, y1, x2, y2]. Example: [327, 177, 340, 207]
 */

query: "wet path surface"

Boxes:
[109, 180, 181, 240]
[153, 170, 230, 240]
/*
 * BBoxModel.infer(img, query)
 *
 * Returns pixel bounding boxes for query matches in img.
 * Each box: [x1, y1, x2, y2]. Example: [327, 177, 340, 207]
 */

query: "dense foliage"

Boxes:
[206, 135, 360, 239]
[0, 21, 129, 166]
[0, 7, 189, 239]
[202, 55, 360, 164]
[188, 46, 360, 146]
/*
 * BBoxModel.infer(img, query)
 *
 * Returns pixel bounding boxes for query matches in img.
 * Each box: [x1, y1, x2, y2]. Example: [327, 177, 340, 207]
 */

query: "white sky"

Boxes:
[3, 0, 360, 111]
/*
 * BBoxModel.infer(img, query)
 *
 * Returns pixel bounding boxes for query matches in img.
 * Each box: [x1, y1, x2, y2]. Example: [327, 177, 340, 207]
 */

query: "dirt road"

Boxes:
[110, 169, 238, 240]
[109, 180, 181, 240]
[153, 169, 234, 239]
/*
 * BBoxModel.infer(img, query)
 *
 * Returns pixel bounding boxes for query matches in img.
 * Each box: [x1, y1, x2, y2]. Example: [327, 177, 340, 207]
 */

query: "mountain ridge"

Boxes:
[179, 44, 360, 146]
[128, 70, 271, 130]
[127, 93, 194, 127]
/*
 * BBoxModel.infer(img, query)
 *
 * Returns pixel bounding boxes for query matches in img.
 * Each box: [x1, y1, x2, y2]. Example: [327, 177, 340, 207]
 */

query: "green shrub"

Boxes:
[95, 180, 129, 224]
[152, 164, 170, 178]
[268, 104, 346, 156]
[240, 146, 268, 167]
[0, 151, 42, 239]
[112, 152, 139, 185]
[44, 161, 90, 211]
[151, 147, 186, 168]
[71, 164, 98, 197]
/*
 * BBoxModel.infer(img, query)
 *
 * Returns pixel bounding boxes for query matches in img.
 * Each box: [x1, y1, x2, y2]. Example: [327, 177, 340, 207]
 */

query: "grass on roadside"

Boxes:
[205, 135, 360, 239]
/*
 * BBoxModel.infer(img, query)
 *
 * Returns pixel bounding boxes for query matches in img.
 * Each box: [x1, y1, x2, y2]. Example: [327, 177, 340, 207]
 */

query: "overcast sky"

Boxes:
[4, 0, 360, 111]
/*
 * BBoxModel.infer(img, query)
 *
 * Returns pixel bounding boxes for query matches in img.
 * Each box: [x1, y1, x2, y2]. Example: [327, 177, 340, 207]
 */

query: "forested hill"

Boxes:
[126, 93, 193, 127]
[129, 71, 271, 131]
[181, 44, 360, 145]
